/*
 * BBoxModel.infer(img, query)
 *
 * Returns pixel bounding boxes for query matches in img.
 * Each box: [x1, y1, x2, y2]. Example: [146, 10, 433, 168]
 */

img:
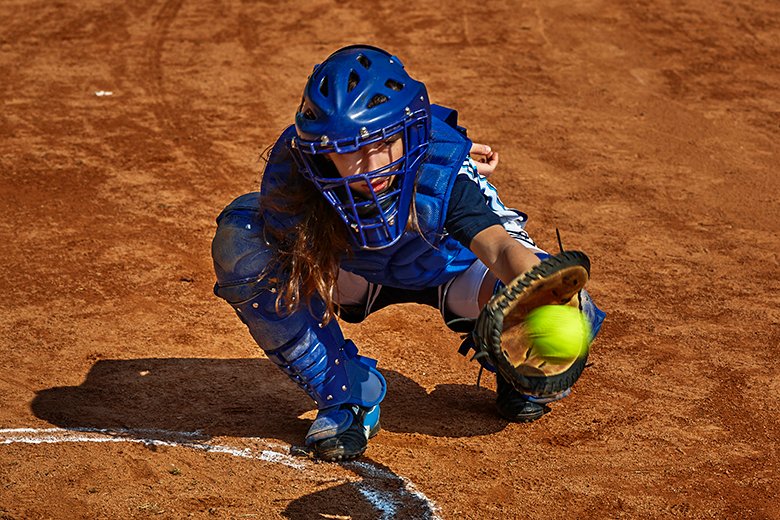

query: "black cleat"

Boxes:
[312, 405, 381, 462]
[495, 375, 548, 423]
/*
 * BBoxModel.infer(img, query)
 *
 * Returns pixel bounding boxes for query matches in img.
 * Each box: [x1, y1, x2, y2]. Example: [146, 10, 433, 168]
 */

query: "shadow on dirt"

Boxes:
[381, 370, 503, 437]
[282, 481, 376, 520]
[283, 458, 439, 520]
[31, 357, 506, 443]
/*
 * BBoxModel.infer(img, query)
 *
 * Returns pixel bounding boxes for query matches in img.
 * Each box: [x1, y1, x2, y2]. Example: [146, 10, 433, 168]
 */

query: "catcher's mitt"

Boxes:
[470, 251, 592, 397]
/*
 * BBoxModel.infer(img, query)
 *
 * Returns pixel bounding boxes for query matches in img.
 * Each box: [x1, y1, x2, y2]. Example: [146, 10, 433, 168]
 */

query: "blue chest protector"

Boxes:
[261, 106, 478, 289]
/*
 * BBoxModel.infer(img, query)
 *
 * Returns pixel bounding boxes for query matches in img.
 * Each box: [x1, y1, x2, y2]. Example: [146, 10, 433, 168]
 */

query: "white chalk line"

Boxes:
[349, 460, 444, 520]
[0, 427, 441, 519]
[0, 427, 304, 469]
[356, 485, 398, 519]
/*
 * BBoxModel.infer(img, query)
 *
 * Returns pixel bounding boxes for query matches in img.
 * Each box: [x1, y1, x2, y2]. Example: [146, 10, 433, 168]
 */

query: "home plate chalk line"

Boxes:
[0, 427, 442, 520]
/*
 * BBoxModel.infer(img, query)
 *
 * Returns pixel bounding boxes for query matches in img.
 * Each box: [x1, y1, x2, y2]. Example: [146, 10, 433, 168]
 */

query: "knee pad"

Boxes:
[580, 288, 606, 339]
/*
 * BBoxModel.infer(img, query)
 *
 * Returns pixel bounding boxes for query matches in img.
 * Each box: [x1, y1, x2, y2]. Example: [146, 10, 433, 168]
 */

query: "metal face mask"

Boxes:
[290, 45, 431, 250]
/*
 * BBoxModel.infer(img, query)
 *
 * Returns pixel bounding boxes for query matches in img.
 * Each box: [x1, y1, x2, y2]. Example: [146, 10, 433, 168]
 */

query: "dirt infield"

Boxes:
[1, 0, 779, 518]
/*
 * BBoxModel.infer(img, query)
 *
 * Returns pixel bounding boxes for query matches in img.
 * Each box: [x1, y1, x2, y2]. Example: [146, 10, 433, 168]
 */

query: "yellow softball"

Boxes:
[525, 305, 591, 362]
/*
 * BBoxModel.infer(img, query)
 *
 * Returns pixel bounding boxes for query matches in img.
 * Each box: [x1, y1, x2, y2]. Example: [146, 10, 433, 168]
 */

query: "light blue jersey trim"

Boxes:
[458, 157, 538, 250]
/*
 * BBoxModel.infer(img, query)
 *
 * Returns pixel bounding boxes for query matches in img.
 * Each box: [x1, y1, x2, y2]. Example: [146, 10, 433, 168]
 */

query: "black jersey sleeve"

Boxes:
[444, 175, 502, 249]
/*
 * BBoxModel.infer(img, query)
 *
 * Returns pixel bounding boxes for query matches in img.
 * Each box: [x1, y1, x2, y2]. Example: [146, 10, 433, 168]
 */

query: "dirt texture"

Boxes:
[1, 0, 779, 518]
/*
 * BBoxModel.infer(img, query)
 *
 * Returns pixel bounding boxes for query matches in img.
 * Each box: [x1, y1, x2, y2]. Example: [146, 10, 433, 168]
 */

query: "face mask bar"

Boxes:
[291, 109, 429, 249]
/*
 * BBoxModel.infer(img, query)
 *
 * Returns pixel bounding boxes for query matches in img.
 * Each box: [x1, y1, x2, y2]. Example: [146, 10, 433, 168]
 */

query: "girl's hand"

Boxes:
[469, 142, 499, 177]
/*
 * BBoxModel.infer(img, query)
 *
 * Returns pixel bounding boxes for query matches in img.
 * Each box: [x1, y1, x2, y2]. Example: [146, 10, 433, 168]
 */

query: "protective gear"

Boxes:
[289, 45, 431, 249]
[466, 251, 605, 399]
[211, 193, 386, 410]
[265, 108, 478, 289]
[306, 403, 381, 461]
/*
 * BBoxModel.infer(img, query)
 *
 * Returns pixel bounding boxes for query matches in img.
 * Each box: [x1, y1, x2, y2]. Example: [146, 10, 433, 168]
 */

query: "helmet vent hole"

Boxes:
[347, 70, 360, 92]
[385, 79, 404, 91]
[367, 94, 388, 109]
[319, 77, 329, 97]
[356, 54, 371, 69]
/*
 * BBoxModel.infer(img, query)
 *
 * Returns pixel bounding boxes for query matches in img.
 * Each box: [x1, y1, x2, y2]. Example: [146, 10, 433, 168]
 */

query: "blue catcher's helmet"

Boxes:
[290, 45, 431, 250]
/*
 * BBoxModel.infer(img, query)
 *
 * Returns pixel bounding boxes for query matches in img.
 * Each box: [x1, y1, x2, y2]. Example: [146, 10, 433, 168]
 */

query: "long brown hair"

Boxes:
[260, 153, 423, 324]
[260, 162, 350, 323]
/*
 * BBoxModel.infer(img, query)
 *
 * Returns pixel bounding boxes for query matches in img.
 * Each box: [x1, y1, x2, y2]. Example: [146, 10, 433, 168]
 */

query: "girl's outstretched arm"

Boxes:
[470, 224, 541, 285]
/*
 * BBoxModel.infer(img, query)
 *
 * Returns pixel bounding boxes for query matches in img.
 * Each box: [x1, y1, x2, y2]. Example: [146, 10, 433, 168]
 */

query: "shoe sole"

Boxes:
[498, 407, 547, 423]
[315, 447, 367, 462]
[314, 421, 381, 463]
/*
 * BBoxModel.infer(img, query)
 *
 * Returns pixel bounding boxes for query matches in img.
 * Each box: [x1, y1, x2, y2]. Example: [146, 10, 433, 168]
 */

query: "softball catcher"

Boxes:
[212, 45, 605, 462]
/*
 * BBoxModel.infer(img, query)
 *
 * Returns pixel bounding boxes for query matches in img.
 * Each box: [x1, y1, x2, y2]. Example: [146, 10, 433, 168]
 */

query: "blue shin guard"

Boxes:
[212, 194, 386, 457]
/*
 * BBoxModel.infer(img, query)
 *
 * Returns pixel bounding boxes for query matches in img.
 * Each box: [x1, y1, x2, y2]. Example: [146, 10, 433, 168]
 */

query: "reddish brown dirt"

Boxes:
[1, 0, 779, 518]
